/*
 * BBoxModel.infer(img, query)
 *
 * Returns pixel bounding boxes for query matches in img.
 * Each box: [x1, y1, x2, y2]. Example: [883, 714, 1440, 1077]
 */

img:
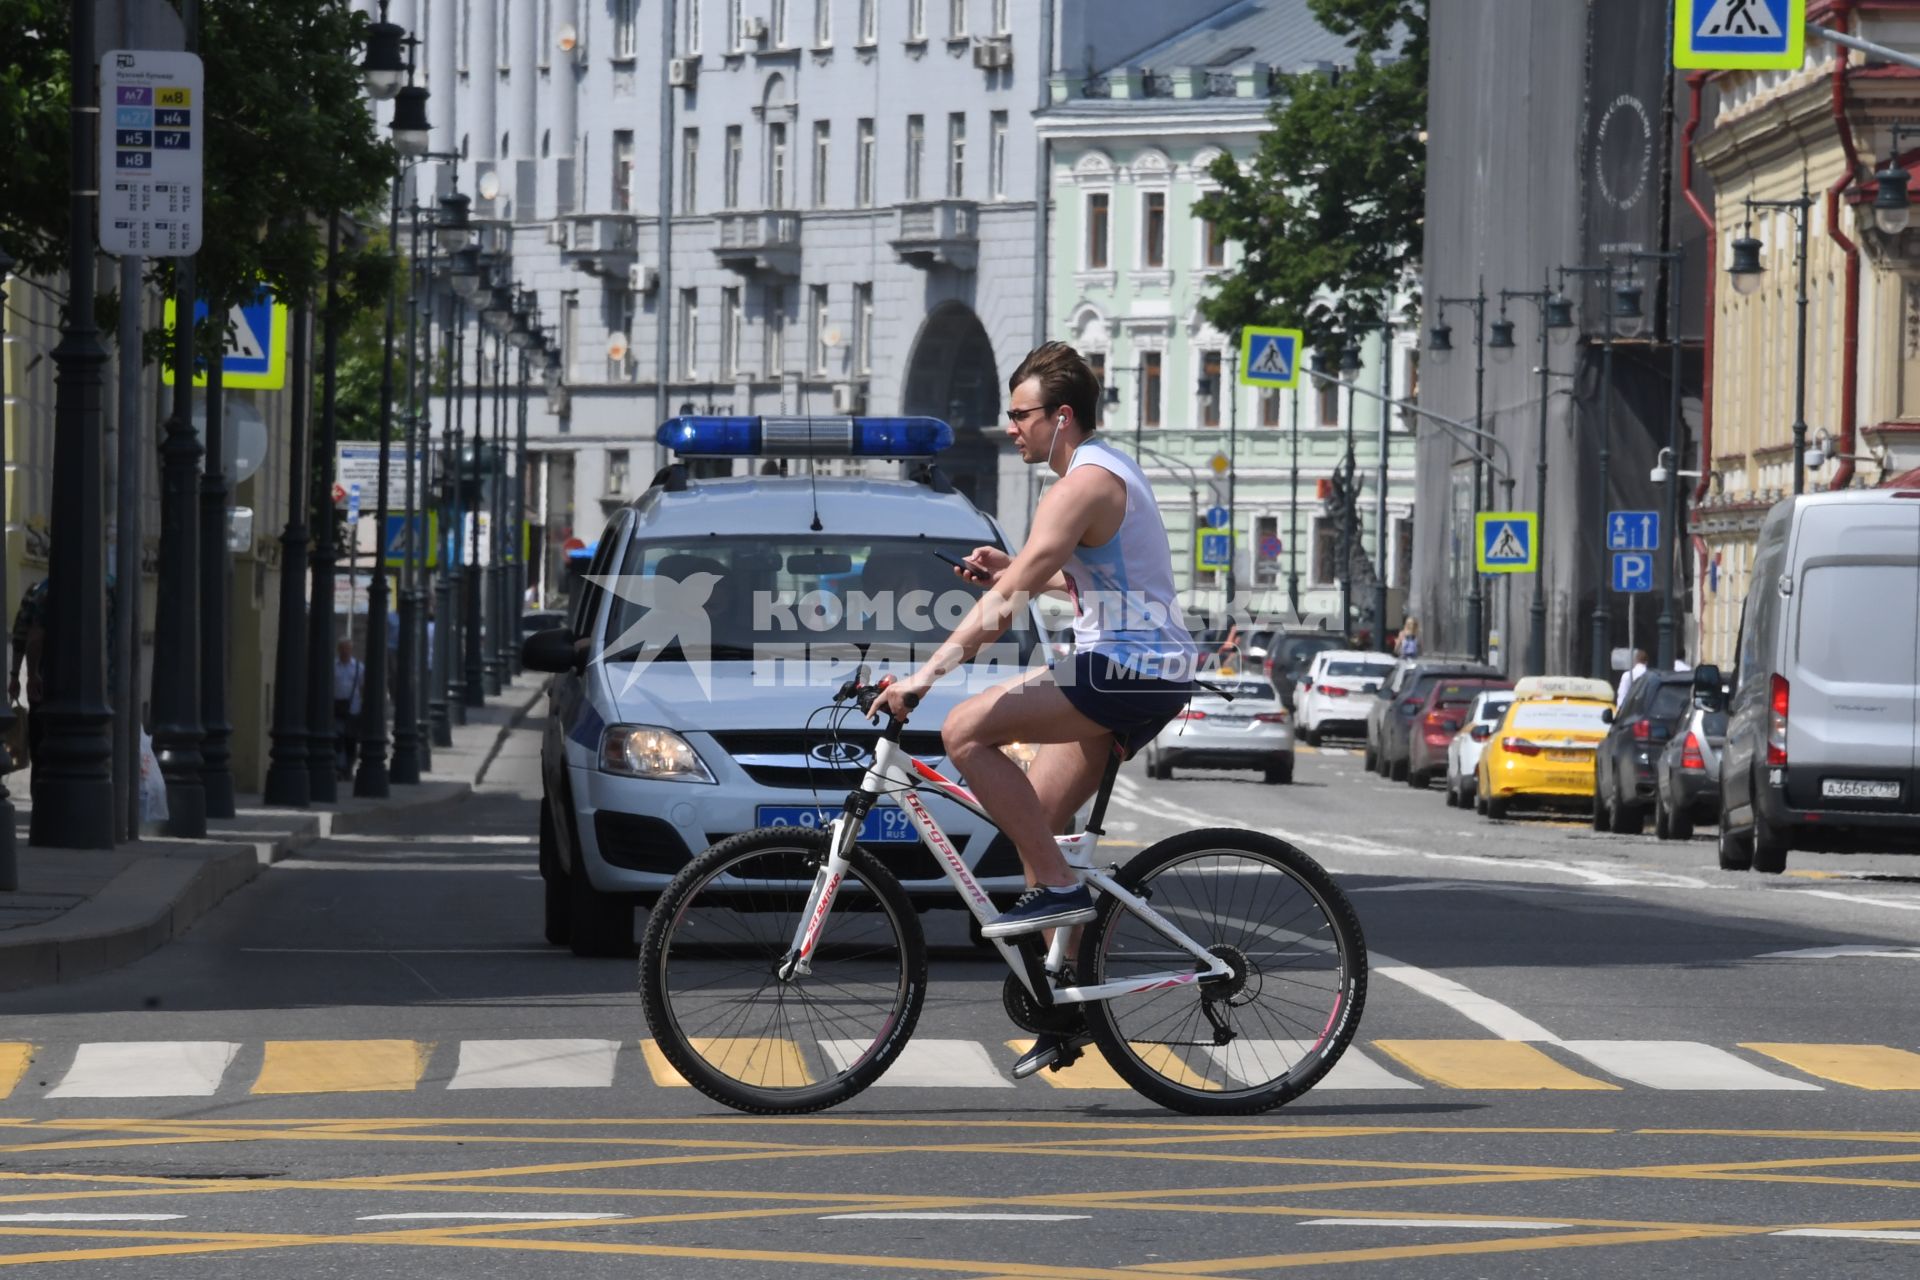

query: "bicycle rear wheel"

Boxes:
[1078, 828, 1366, 1115]
[639, 828, 926, 1114]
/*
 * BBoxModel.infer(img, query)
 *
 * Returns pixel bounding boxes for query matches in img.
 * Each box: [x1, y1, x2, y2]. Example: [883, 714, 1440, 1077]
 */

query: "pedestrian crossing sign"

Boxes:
[160, 288, 288, 390]
[1238, 326, 1303, 389]
[1196, 528, 1233, 573]
[1675, 0, 1803, 70]
[1475, 511, 1538, 574]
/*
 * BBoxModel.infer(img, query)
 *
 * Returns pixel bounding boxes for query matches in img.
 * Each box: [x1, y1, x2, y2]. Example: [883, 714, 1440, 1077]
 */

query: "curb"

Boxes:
[0, 680, 545, 992]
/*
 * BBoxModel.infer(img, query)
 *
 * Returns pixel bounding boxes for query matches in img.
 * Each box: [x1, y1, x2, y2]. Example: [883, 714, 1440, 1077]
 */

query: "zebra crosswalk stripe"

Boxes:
[447, 1039, 622, 1090]
[46, 1041, 240, 1099]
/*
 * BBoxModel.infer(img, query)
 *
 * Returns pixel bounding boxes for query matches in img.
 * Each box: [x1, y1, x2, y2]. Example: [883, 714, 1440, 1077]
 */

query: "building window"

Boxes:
[859, 0, 877, 43]
[1311, 518, 1338, 586]
[1259, 388, 1281, 427]
[854, 282, 873, 374]
[765, 285, 787, 379]
[1255, 515, 1280, 586]
[1086, 192, 1109, 269]
[1317, 382, 1339, 428]
[680, 127, 699, 214]
[988, 111, 1007, 200]
[1394, 516, 1415, 589]
[687, 0, 703, 53]
[614, 0, 637, 58]
[905, 115, 925, 200]
[908, 0, 926, 40]
[855, 118, 876, 206]
[767, 120, 789, 207]
[728, 0, 743, 50]
[722, 286, 742, 374]
[1142, 191, 1166, 268]
[1200, 349, 1222, 428]
[949, 0, 967, 37]
[498, 0, 513, 68]
[612, 130, 634, 211]
[992, 0, 1008, 33]
[1202, 216, 1226, 268]
[607, 450, 631, 496]
[772, 0, 790, 46]
[811, 121, 830, 207]
[814, 0, 831, 45]
[678, 289, 699, 379]
[1143, 352, 1162, 427]
[810, 284, 831, 374]
[1403, 348, 1420, 409]
[724, 125, 743, 208]
[946, 113, 966, 198]
[562, 294, 579, 380]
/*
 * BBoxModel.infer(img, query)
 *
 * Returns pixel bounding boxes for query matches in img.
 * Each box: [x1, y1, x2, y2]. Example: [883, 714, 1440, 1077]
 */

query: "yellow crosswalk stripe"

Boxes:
[1373, 1040, 1620, 1090]
[1008, 1040, 1127, 1089]
[0, 1044, 30, 1099]
[638, 1039, 689, 1087]
[252, 1040, 430, 1094]
[1742, 1043, 1920, 1090]
[647, 1038, 813, 1089]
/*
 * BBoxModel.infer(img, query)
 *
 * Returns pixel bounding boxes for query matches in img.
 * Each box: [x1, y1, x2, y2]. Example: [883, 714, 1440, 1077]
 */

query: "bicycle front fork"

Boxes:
[777, 816, 859, 981]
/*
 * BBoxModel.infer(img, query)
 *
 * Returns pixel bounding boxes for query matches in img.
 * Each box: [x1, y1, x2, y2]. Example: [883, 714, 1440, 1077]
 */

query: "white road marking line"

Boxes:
[239, 948, 560, 955]
[357, 1220, 625, 1228]
[1557, 1041, 1821, 1091]
[323, 834, 536, 845]
[47, 1042, 240, 1098]
[1790, 889, 1920, 912]
[273, 861, 534, 872]
[0, 1214, 187, 1223]
[1303, 1218, 1569, 1230]
[819, 1039, 1013, 1089]
[817, 1220, 1090, 1228]
[1205, 1041, 1420, 1090]
[447, 1039, 622, 1090]
[1758, 945, 1920, 960]
[1369, 956, 1560, 1043]
[1349, 881, 1572, 895]
[1773, 1229, 1920, 1241]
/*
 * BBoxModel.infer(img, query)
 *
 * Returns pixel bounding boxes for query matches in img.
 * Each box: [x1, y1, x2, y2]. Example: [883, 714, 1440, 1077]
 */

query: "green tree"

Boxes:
[1194, 0, 1428, 352]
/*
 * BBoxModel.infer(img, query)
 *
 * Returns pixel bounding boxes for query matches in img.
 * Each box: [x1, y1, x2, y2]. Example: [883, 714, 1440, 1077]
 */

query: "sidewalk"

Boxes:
[0, 674, 547, 992]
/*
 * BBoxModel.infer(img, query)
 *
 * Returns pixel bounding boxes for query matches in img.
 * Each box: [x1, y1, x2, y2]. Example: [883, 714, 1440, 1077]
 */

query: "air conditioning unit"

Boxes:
[739, 15, 768, 42]
[972, 37, 1012, 69]
[547, 220, 569, 246]
[668, 56, 699, 87]
[628, 263, 658, 294]
[831, 382, 859, 414]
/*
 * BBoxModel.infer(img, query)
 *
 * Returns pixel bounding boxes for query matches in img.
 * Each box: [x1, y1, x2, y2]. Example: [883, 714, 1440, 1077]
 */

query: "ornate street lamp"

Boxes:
[361, 0, 407, 100]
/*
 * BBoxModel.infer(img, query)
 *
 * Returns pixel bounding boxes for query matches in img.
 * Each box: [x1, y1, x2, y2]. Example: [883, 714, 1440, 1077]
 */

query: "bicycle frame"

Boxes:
[781, 735, 1233, 1006]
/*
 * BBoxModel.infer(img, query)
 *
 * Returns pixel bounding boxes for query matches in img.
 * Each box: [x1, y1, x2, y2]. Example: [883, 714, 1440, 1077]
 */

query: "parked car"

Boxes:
[1259, 626, 1346, 708]
[1406, 677, 1511, 789]
[1655, 668, 1729, 840]
[1367, 655, 1502, 780]
[1294, 651, 1395, 744]
[1592, 670, 1694, 834]
[1445, 689, 1517, 809]
[1475, 677, 1617, 819]
[1718, 491, 1920, 874]
[1143, 678, 1295, 784]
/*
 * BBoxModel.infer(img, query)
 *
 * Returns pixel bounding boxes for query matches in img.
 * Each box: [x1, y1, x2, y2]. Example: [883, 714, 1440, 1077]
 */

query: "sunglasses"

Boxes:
[1005, 404, 1056, 426]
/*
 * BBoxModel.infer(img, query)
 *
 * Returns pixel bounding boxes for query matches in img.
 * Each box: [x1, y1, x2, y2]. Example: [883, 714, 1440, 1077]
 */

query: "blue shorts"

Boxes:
[1055, 651, 1196, 759]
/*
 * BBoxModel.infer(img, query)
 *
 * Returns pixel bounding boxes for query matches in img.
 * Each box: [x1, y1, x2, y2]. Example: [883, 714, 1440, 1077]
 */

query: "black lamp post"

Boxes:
[304, 219, 344, 803]
[461, 258, 499, 710]
[426, 194, 473, 749]
[1557, 260, 1625, 681]
[0, 244, 18, 880]
[1337, 343, 1361, 641]
[31, 0, 115, 847]
[1428, 280, 1490, 661]
[1624, 246, 1687, 672]
[1728, 190, 1814, 495]
[1496, 276, 1576, 676]
[263, 278, 314, 807]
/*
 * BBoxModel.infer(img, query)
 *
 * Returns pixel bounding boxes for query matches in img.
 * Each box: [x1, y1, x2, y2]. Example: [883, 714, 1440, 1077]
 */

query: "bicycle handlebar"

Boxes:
[832, 664, 921, 720]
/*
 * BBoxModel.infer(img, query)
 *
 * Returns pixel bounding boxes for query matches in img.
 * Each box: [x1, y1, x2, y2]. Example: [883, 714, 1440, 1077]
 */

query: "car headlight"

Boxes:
[599, 725, 715, 782]
[1000, 741, 1039, 772]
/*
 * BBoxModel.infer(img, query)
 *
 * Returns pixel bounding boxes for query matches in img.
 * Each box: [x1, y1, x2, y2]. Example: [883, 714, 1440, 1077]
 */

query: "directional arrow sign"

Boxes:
[1607, 509, 1660, 552]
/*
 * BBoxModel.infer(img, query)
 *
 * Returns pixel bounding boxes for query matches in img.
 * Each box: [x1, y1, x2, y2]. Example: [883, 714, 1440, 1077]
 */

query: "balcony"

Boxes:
[558, 213, 639, 279]
[889, 199, 979, 270]
[712, 210, 801, 275]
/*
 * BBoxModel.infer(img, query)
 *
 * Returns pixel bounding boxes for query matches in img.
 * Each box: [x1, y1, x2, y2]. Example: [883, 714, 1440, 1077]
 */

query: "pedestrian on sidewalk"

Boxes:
[8, 578, 47, 766]
[1615, 648, 1649, 708]
[333, 638, 365, 779]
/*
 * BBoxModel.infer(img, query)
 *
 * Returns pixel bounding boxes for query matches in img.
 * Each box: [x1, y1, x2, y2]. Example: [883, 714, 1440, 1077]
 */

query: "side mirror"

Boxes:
[522, 626, 584, 674]
[1692, 663, 1726, 708]
[1600, 707, 1615, 725]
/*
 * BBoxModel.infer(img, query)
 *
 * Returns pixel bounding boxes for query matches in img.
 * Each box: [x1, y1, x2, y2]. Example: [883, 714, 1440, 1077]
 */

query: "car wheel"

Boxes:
[1263, 758, 1293, 785]
[567, 861, 637, 958]
[1406, 767, 1429, 790]
[540, 798, 570, 946]
[1590, 788, 1610, 833]
[1363, 743, 1378, 773]
[1669, 804, 1695, 841]
[1151, 756, 1173, 781]
[1610, 799, 1645, 836]
[1389, 756, 1408, 783]
[1303, 727, 1320, 747]
[1653, 796, 1673, 841]
[1443, 777, 1459, 808]
[1717, 808, 1754, 871]
[1485, 794, 1509, 820]
[1752, 799, 1790, 875]
[1474, 789, 1488, 816]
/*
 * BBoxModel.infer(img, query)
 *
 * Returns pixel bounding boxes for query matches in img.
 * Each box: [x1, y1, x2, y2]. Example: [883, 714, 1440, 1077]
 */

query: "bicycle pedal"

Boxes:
[1047, 1042, 1086, 1073]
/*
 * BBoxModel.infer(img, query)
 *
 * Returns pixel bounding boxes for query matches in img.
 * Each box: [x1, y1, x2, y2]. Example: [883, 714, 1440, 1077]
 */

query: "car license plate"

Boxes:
[757, 804, 918, 843]
[1213, 714, 1252, 726]
[1822, 778, 1901, 801]
[1548, 750, 1586, 762]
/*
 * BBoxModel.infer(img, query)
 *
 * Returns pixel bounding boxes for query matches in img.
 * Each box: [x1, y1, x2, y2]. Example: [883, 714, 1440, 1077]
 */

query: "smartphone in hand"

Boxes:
[933, 549, 989, 583]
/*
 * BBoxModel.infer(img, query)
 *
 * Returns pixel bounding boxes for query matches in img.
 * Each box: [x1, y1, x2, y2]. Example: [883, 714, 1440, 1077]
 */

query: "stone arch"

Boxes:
[901, 302, 1002, 516]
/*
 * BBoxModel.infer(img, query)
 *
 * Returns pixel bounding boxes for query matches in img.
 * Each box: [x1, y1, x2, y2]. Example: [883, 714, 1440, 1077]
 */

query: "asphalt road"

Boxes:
[7, 719, 1920, 1278]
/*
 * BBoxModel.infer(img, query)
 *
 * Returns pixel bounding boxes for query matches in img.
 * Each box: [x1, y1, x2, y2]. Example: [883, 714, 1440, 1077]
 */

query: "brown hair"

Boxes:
[1009, 341, 1101, 433]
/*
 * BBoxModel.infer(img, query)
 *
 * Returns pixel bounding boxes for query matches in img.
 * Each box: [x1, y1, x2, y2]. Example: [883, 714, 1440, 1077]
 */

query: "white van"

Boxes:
[1718, 490, 1920, 874]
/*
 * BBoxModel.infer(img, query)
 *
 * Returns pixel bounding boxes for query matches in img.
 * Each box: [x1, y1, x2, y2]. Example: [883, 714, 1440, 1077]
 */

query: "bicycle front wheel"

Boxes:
[639, 828, 926, 1114]
[1078, 828, 1366, 1115]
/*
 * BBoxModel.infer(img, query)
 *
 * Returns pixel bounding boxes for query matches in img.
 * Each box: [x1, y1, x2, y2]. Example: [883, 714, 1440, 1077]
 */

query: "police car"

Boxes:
[521, 416, 1047, 956]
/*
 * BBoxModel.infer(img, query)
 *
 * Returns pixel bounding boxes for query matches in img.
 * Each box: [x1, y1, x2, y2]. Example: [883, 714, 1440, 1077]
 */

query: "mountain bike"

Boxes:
[638, 669, 1367, 1115]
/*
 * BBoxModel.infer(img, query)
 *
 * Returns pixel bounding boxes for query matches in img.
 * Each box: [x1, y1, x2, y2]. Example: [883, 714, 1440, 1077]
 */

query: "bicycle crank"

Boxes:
[1003, 972, 1088, 1037]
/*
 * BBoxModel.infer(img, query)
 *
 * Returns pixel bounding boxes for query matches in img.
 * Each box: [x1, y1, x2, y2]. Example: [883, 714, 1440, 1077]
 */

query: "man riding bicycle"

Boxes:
[871, 341, 1197, 1075]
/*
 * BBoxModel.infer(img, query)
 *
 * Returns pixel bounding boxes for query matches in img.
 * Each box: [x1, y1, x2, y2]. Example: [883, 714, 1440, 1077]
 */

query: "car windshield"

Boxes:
[1476, 698, 1513, 723]
[1510, 702, 1611, 732]
[600, 536, 1034, 662]
[1282, 636, 1341, 668]
[1325, 660, 1392, 678]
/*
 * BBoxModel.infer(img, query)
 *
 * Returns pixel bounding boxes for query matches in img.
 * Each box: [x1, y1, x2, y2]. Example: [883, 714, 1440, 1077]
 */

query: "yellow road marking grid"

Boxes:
[1743, 1044, 1920, 1090]
[3, 1118, 1920, 1274]
[1373, 1041, 1619, 1091]
[0, 1047, 29, 1100]
[252, 1041, 431, 1095]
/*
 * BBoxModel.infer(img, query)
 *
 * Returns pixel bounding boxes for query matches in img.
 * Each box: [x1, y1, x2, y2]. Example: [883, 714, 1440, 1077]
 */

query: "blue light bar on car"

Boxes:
[654, 416, 955, 459]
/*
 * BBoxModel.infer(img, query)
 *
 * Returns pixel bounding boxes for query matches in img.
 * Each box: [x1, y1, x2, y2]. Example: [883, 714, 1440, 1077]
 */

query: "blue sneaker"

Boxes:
[980, 884, 1097, 938]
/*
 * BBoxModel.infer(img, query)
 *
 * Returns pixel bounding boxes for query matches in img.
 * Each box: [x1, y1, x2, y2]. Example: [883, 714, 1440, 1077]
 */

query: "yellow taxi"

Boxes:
[1475, 677, 1617, 820]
